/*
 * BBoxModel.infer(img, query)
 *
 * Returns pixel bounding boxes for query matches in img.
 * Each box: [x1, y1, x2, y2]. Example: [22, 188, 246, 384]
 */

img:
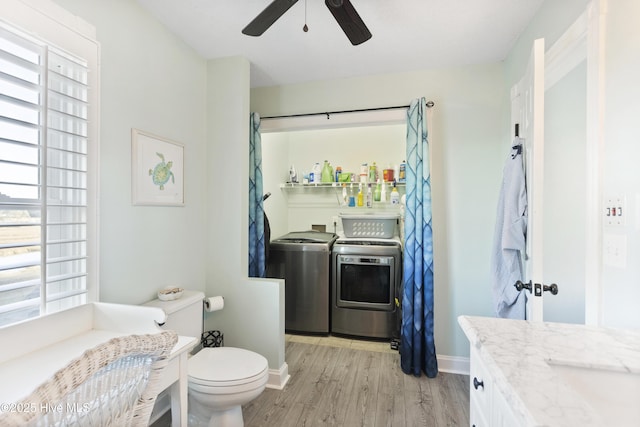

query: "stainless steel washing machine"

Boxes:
[266, 231, 337, 334]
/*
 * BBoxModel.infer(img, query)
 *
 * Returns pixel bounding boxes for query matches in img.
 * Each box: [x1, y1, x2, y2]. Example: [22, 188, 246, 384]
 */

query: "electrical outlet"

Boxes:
[604, 195, 626, 227]
[603, 233, 627, 268]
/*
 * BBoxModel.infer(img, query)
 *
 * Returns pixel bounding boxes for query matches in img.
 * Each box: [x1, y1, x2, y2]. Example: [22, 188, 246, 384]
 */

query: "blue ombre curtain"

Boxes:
[248, 112, 265, 277]
[401, 98, 438, 378]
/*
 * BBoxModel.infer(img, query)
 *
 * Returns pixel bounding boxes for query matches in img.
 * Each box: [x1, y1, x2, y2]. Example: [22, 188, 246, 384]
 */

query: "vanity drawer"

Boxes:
[469, 346, 492, 412]
[470, 392, 489, 427]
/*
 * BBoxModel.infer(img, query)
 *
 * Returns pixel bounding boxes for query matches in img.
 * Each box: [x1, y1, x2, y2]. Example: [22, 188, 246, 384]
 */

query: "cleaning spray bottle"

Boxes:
[390, 180, 400, 205]
[366, 183, 373, 208]
[374, 179, 382, 202]
[348, 183, 356, 207]
[357, 183, 364, 207]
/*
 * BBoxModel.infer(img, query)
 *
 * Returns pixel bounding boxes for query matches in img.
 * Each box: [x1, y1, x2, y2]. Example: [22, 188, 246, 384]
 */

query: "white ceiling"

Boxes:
[135, 0, 544, 88]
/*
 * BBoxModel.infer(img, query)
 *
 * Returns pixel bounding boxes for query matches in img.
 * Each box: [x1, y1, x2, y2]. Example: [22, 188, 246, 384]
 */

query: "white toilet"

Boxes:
[146, 290, 269, 427]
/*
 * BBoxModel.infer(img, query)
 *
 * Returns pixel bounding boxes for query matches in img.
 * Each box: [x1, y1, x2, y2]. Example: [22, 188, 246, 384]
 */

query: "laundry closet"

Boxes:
[262, 120, 407, 341]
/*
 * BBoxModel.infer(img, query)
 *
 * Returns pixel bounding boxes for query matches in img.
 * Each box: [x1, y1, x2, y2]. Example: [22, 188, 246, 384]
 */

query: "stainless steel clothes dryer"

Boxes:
[331, 237, 402, 340]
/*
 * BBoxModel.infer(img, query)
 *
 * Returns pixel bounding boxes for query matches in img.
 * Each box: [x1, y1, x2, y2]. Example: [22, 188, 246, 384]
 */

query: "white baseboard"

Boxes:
[265, 356, 467, 390]
[437, 354, 470, 376]
[266, 362, 290, 390]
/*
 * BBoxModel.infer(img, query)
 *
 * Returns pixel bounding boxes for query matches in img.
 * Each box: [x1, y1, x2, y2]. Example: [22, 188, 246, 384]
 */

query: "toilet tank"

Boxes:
[144, 290, 205, 338]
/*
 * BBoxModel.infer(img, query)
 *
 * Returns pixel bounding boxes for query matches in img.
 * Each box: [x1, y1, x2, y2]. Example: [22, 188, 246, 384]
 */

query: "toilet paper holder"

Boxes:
[203, 296, 224, 312]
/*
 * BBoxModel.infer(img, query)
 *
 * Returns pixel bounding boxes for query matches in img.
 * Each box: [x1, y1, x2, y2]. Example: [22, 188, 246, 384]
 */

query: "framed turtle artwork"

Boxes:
[131, 129, 184, 206]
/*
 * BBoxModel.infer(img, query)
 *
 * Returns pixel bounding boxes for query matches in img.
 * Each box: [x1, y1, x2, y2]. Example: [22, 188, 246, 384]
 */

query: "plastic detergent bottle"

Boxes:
[359, 163, 368, 183]
[342, 183, 348, 205]
[357, 184, 364, 207]
[310, 162, 321, 183]
[348, 183, 356, 207]
[380, 181, 387, 202]
[399, 161, 406, 183]
[289, 164, 298, 183]
[335, 166, 342, 182]
[366, 183, 373, 208]
[369, 162, 378, 183]
[390, 181, 400, 205]
[321, 160, 333, 183]
[374, 179, 381, 202]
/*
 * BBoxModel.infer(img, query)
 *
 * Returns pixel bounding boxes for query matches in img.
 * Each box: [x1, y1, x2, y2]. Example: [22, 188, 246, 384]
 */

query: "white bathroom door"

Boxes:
[511, 38, 546, 322]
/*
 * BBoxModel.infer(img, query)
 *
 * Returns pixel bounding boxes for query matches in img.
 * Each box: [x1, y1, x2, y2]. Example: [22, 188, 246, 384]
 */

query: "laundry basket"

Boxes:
[340, 213, 398, 238]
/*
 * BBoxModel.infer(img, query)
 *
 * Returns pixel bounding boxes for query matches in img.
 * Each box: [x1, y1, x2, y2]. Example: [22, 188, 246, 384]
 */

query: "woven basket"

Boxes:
[0, 331, 177, 427]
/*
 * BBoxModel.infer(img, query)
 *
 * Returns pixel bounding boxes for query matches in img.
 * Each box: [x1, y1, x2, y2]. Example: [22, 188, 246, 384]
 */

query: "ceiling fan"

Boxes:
[242, 0, 372, 46]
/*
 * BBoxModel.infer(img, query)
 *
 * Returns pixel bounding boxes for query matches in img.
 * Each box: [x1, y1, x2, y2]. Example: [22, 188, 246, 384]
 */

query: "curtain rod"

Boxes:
[262, 101, 435, 120]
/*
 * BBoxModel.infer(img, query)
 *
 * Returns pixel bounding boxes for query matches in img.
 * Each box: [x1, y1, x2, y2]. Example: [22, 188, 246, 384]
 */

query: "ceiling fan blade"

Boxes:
[325, 0, 372, 45]
[242, 0, 300, 36]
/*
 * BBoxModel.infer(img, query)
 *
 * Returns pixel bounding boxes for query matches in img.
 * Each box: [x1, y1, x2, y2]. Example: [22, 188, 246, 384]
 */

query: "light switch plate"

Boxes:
[604, 195, 626, 227]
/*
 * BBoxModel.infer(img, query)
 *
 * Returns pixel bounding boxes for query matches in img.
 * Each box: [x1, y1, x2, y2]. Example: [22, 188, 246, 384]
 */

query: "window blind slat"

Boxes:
[0, 50, 41, 79]
[0, 277, 40, 292]
[46, 289, 87, 304]
[46, 238, 86, 245]
[0, 297, 40, 316]
[0, 250, 40, 270]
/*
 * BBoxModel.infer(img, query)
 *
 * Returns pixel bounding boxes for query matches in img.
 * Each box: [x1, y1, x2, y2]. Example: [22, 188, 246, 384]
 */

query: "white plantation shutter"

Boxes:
[0, 22, 95, 326]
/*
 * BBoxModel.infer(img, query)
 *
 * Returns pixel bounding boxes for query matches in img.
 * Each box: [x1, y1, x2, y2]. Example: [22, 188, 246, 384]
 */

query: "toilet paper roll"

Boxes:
[204, 296, 224, 312]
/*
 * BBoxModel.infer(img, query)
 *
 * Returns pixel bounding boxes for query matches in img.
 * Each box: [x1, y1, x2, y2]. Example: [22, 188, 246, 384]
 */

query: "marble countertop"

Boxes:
[458, 315, 640, 427]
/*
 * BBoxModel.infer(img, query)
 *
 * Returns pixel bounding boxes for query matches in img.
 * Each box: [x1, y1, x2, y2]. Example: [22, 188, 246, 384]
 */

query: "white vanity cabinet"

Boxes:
[469, 346, 519, 427]
[459, 315, 640, 427]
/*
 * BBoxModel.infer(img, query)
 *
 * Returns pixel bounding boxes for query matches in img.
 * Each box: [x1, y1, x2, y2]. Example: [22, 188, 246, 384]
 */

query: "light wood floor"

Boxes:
[152, 335, 470, 426]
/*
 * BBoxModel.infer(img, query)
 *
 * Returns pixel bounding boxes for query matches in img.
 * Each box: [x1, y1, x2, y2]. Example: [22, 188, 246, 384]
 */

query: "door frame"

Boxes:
[540, 0, 606, 325]
[511, 37, 545, 321]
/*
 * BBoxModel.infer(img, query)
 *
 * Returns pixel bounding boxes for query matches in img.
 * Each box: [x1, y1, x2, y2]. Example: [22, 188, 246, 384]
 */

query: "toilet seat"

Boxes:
[188, 347, 269, 388]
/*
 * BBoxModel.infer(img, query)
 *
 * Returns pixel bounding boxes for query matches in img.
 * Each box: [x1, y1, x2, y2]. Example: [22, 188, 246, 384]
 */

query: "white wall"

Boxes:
[504, 0, 590, 87]
[601, 0, 640, 328]
[47, 1, 286, 375]
[203, 57, 285, 375]
[252, 64, 507, 360]
[52, 0, 209, 304]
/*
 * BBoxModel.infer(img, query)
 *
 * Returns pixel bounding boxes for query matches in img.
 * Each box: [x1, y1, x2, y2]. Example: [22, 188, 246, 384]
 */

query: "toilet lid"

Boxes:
[188, 347, 268, 386]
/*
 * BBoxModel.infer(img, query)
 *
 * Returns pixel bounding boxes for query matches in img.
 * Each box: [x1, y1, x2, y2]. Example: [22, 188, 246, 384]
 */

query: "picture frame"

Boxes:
[131, 128, 184, 206]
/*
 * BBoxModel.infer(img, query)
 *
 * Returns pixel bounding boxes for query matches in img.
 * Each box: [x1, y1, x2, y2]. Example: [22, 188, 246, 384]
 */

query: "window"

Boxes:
[0, 21, 98, 327]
